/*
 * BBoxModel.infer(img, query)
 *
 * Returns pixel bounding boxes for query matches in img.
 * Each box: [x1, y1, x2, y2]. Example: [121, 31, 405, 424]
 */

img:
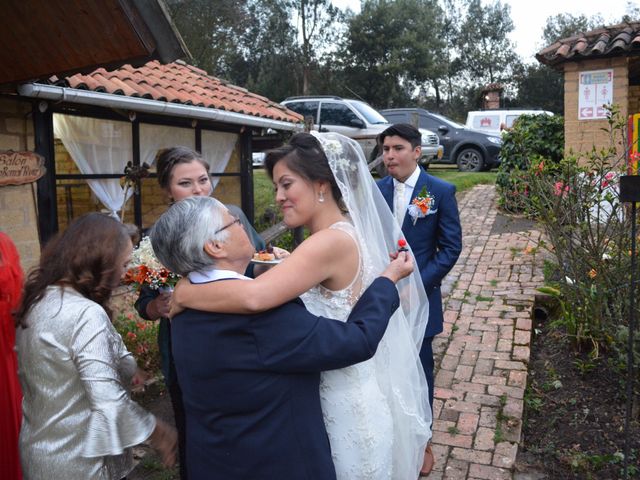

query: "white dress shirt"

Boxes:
[392, 165, 421, 223]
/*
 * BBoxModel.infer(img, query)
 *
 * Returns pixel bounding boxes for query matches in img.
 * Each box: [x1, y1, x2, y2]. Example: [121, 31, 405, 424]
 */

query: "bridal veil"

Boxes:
[313, 131, 432, 479]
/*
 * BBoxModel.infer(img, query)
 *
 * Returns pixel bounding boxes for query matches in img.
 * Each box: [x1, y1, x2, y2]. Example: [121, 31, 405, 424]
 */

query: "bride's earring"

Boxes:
[318, 191, 325, 203]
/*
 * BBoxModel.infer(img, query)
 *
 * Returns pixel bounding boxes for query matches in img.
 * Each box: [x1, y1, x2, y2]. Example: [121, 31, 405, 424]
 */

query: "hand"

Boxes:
[271, 246, 290, 260]
[381, 251, 414, 283]
[148, 418, 177, 468]
[146, 291, 172, 319]
[168, 278, 188, 318]
[131, 368, 149, 393]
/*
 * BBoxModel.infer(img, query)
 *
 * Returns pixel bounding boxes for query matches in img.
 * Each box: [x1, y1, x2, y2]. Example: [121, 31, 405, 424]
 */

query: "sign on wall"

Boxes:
[0, 151, 46, 186]
[578, 69, 613, 120]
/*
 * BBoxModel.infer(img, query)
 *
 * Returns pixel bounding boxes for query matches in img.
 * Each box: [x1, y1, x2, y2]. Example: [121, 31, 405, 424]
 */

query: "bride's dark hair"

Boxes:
[264, 133, 344, 209]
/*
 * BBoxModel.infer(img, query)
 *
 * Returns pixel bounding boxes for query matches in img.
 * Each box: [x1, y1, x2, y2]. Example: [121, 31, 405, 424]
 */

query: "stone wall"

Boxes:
[563, 57, 628, 159]
[0, 98, 39, 271]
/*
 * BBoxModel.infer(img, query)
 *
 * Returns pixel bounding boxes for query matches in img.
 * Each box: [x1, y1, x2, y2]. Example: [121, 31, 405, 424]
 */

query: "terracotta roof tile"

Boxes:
[537, 21, 640, 67]
[61, 60, 302, 124]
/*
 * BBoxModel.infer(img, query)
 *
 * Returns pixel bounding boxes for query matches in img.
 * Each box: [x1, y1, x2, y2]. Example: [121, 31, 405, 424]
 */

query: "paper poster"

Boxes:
[578, 69, 613, 120]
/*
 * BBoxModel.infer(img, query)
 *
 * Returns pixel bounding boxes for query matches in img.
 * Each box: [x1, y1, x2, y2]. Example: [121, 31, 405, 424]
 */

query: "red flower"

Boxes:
[126, 331, 137, 341]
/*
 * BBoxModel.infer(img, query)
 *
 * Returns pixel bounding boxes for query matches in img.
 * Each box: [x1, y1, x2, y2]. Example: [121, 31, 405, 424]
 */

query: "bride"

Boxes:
[172, 132, 431, 479]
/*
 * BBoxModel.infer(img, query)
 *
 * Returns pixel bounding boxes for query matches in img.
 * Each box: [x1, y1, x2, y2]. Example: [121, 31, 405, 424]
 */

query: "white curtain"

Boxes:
[139, 124, 195, 168]
[54, 114, 133, 217]
[54, 115, 240, 216]
[201, 130, 238, 189]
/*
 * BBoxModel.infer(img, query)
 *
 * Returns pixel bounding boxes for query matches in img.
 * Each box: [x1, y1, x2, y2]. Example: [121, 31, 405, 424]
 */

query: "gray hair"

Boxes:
[150, 196, 230, 276]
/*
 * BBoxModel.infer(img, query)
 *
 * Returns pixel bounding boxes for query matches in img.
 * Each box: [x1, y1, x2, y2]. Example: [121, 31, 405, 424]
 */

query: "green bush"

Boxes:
[497, 114, 564, 212]
[517, 108, 639, 390]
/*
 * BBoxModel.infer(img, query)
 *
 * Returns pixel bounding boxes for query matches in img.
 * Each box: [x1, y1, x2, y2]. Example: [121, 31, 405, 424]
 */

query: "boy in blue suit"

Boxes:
[150, 196, 414, 480]
[377, 123, 462, 476]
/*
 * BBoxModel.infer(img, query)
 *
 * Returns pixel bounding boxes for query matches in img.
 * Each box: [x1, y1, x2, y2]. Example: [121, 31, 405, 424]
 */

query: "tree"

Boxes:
[622, 1, 640, 22]
[295, 0, 343, 95]
[338, 0, 445, 108]
[168, 0, 301, 101]
[513, 63, 563, 115]
[233, 0, 301, 100]
[541, 13, 604, 46]
[167, 0, 248, 78]
[430, 0, 465, 111]
[457, 0, 521, 85]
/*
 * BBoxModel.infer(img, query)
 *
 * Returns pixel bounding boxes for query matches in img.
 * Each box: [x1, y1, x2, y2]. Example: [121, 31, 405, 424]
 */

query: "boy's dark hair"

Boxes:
[378, 123, 422, 149]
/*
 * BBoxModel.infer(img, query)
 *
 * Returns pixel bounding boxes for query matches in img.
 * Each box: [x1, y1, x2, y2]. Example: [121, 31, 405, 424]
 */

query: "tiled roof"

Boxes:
[59, 60, 303, 124]
[536, 21, 640, 67]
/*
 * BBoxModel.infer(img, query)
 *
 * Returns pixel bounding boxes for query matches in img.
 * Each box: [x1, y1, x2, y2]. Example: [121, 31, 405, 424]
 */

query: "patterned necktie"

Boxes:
[394, 181, 406, 225]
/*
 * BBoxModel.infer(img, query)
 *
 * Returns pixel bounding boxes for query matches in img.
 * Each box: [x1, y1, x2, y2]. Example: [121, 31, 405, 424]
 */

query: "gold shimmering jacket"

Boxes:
[17, 286, 155, 480]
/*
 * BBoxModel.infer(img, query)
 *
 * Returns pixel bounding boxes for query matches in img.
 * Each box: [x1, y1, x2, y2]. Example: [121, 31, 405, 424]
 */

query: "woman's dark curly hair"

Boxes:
[15, 213, 138, 327]
[264, 133, 345, 210]
[155, 146, 210, 191]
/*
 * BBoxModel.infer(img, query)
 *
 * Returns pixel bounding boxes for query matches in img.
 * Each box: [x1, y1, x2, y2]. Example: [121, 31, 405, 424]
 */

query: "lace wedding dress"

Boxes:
[305, 132, 432, 479]
[301, 221, 393, 479]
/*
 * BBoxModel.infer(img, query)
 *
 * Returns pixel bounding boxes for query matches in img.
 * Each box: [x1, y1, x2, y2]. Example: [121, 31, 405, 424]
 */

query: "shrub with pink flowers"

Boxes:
[518, 106, 639, 388]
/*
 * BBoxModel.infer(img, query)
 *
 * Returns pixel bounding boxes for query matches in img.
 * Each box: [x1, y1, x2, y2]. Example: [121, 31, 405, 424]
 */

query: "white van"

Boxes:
[466, 110, 553, 135]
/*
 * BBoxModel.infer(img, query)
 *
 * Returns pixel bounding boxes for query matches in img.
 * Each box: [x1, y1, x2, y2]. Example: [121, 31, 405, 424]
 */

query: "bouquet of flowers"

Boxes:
[123, 236, 180, 291]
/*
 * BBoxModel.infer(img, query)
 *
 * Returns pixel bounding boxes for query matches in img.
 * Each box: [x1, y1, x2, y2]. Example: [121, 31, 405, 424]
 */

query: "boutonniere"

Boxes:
[407, 186, 437, 225]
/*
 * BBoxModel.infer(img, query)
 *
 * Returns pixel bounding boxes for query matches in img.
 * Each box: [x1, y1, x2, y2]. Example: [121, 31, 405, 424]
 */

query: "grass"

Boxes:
[427, 167, 497, 194]
[252, 170, 279, 229]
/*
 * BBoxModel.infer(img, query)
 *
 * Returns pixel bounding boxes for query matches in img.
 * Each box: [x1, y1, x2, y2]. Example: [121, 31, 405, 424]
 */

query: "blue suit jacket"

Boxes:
[171, 277, 399, 480]
[378, 168, 462, 337]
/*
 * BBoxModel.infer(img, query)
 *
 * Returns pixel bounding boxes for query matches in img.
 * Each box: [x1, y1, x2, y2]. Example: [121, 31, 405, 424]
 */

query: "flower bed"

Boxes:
[109, 287, 161, 374]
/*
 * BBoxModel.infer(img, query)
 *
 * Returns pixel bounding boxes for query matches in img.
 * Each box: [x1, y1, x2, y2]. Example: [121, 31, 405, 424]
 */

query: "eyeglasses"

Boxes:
[215, 215, 242, 234]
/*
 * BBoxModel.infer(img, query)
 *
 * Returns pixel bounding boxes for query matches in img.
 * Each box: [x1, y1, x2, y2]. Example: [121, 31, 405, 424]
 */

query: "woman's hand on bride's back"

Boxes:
[381, 251, 414, 283]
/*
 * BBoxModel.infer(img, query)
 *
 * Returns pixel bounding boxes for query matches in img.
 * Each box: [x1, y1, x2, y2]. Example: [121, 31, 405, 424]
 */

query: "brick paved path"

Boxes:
[426, 184, 545, 479]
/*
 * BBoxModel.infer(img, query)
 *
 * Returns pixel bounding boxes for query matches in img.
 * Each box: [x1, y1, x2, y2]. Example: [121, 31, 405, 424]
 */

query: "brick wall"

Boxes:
[0, 98, 39, 271]
[563, 57, 628, 159]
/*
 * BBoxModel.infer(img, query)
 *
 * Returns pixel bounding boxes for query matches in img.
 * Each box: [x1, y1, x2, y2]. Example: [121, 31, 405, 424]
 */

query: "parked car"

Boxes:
[381, 108, 502, 172]
[252, 152, 265, 167]
[465, 109, 553, 136]
[281, 96, 443, 173]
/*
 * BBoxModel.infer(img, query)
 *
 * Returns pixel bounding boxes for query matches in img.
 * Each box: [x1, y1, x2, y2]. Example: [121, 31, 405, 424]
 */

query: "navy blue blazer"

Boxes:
[171, 277, 399, 480]
[378, 168, 462, 337]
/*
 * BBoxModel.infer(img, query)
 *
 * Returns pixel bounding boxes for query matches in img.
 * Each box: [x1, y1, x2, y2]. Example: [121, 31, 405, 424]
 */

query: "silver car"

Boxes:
[281, 96, 443, 171]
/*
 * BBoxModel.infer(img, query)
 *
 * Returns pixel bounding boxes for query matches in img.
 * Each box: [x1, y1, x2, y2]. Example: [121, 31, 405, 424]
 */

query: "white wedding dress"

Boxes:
[305, 132, 432, 480]
[301, 221, 393, 479]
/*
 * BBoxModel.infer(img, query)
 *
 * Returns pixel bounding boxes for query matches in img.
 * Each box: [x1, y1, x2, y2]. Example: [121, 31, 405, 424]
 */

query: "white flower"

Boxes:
[131, 236, 165, 271]
[565, 276, 574, 285]
[323, 139, 342, 155]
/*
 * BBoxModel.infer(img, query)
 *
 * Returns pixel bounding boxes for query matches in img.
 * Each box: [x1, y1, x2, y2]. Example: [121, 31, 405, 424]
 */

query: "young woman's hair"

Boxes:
[16, 213, 138, 327]
[155, 146, 210, 191]
[264, 133, 344, 209]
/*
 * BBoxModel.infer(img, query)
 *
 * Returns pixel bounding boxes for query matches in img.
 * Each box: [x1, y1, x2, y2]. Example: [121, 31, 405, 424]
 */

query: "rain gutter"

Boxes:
[18, 83, 302, 132]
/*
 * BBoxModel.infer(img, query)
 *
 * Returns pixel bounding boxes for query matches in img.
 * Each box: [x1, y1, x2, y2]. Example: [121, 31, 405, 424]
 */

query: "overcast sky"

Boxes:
[331, 0, 634, 62]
